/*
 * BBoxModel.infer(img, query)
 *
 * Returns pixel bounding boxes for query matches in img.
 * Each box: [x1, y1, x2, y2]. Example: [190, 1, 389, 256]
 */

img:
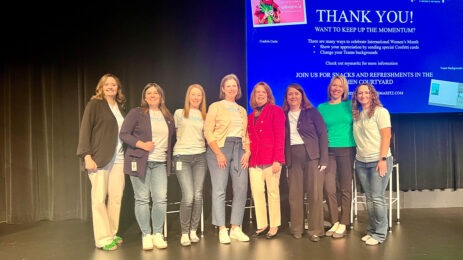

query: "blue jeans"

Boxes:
[355, 157, 393, 243]
[174, 153, 207, 234]
[130, 161, 167, 235]
[207, 137, 249, 227]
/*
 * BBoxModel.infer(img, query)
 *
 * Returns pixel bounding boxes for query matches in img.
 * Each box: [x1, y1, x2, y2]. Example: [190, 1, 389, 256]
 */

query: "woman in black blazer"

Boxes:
[120, 83, 174, 251]
[283, 83, 328, 242]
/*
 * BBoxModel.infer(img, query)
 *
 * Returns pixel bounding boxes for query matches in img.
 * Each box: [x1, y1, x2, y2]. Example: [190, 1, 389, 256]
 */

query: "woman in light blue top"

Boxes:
[173, 84, 208, 246]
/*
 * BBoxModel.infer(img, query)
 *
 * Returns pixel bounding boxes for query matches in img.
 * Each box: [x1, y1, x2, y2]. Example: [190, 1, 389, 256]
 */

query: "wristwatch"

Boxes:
[381, 156, 387, 161]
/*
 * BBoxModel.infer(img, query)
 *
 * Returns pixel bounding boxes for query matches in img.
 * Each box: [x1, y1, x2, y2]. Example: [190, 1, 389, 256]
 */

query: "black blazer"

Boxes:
[77, 99, 126, 171]
[284, 108, 328, 168]
[120, 107, 175, 177]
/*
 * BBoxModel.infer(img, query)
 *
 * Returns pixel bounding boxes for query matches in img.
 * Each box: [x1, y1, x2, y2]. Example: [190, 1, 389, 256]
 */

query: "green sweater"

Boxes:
[318, 101, 355, 148]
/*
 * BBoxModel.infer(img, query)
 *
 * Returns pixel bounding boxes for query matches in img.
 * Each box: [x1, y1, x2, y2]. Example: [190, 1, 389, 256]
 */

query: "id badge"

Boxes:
[131, 161, 137, 172]
[176, 161, 182, 171]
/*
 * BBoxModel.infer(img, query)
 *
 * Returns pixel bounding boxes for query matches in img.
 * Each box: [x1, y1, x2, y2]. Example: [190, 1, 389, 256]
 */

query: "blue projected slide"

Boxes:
[245, 0, 463, 113]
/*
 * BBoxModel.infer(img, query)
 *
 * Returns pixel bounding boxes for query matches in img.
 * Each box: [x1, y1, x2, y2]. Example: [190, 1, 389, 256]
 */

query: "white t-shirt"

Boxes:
[148, 110, 169, 162]
[288, 110, 304, 145]
[109, 103, 124, 164]
[353, 106, 392, 162]
[173, 108, 206, 155]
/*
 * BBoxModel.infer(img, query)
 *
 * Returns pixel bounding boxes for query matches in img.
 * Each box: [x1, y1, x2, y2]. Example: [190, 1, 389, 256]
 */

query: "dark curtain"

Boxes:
[0, 1, 246, 224]
[1, 1, 462, 225]
[0, 65, 89, 223]
[392, 114, 463, 191]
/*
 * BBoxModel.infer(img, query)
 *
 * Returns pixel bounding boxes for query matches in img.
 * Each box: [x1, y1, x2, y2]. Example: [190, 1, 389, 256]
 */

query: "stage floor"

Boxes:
[1, 207, 463, 260]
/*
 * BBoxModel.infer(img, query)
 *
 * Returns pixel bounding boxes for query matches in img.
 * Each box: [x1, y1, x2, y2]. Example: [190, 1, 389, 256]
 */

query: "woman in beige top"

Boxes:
[204, 73, 251, 244]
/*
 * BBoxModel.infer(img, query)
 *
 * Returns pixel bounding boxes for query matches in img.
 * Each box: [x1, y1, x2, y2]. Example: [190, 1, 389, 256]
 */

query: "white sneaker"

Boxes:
[190, 230, 200, 243]
[152, 233, 168, 249]
[229, 227, 250, 242]
[332, 224, 346, 238]
[365, 237, 380, 246]
[361, 234, 372, 242]
[325, 222, 339, 237]
[219, 228, 231, 244]
[180, 234, 191, 247]
[142, 234, 153, 250]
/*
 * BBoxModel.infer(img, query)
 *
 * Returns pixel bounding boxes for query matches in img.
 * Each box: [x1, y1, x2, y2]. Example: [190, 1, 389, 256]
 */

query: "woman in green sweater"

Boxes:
[318, 75, 356, 239]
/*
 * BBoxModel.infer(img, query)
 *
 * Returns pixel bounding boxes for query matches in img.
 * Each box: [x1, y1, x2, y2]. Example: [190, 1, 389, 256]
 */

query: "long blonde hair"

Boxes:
[183, 84, 207, 119]
[140, 83, 172, 120]
[352, 83, 383, 121]
[91, 73, 126, 108]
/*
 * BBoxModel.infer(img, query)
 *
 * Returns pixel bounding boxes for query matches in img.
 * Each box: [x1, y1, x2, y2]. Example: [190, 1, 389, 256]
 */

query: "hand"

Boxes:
[142, 141, 155, 152]
[376, 160, 387, 177]
[272, 162, 282, 174]
[84, 155, 97, 172]
[216, 152, 227, 169]
[241, 151, 250, 169]
[318, 165, 327, 172]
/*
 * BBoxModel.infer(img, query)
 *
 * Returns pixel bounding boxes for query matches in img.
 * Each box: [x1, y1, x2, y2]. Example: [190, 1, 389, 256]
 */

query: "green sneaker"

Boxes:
[101, 240, 118, 251]
[113, 236, 123, 246]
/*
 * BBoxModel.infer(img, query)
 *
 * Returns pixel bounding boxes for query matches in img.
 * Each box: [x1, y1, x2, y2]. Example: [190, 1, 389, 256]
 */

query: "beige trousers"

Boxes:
[249, 166, 281, 229]
[88, 163, 125, 248]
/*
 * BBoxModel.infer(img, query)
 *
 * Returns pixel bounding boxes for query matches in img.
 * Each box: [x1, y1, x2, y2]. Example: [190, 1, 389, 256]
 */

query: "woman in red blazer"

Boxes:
[247, 82, 286, 239]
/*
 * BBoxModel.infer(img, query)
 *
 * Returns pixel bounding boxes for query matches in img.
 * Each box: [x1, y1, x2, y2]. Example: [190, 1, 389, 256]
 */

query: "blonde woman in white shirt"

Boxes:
[173, 84, 208, 246]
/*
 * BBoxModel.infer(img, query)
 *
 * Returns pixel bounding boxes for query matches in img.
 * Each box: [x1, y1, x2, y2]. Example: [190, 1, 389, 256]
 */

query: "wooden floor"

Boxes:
[1, 207, 463, 260]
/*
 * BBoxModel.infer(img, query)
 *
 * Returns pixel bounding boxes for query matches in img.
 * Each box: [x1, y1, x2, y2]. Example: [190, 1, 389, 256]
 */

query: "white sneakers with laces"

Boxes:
[365, 237, 380, 246]
[180, 234, 191, 247]
[325, 222, 339, 237]
[142, 234, 153, 250]
[361, 234, 380, 245]
[190, 230, 200, 243]
[230, 227, 250, 242]
[361, 234, 372, 242]
[219, 228, 231, 244]
[152, 233, 168, 249]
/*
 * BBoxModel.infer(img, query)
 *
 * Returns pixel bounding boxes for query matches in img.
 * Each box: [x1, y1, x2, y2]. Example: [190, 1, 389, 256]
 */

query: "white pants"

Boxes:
[88, 163, 125, 248]
[249, 166, 281, 229]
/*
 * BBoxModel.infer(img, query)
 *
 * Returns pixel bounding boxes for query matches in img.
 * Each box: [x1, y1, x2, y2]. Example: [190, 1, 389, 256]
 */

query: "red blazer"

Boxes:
[248, 104, 286, 167]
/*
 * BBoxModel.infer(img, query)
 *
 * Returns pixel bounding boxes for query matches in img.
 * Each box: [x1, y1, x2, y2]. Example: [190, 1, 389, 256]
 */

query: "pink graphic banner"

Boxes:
[251, 0, 307, 27]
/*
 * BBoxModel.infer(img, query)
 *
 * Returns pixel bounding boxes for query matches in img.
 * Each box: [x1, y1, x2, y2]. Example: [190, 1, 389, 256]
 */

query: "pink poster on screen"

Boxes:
[252, 0, 307, 27]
